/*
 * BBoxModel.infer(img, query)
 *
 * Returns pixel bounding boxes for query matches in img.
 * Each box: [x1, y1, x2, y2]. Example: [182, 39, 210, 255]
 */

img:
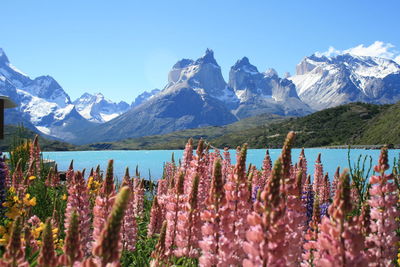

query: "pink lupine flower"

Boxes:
[175, 175, 200, 258]
[133, 179, 145, 217]
[92, 186, 131, 267]
[26, 215, 41, 253]
[2, 217, 29, 267]
[195, 140, 213, 213]
[313, 153, 324, 198]
[331, 166, 340, 198]
[38, 219, 58, 267]
[94, 164, 102, 183]
[365, 146, 399, 265]
[261, 149, 272, 186]
[93, 160, 116, 246]
[285, 168, 307, 265]
[222, 147, 232, 183]
[182, 138, 194, 171]
[281, 131, 295, 179]
[150, 221, 168, 267]
[157, 177, 168, 196]
[359, 203, 371, 236]
[65, 171, 92, 255]
[66, 160, 74, 186]
[148, 196, 163, 237]
[164, 171, 185, 256]
[250, 165, 263, 200]
[121, 168, 138, 252]
[45, 166, 60, 188]
[243, 158, 287, 266]
[301, 197, 321, 267]
[315, 170, 367, 266]
[23, 226, 36, 257]
[199, 158, 224, 266]
[12, 159, 25, 197]
[219, 144, 251, 265]
[321, 173, 331, 205]
[29, 135, 41, 175]
[59, 210, 83, 266]
[298, 148, 308, 183]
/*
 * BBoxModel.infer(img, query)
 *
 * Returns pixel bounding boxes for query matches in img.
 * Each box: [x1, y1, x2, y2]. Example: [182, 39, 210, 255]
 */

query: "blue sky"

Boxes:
[2, 0, 400, 102]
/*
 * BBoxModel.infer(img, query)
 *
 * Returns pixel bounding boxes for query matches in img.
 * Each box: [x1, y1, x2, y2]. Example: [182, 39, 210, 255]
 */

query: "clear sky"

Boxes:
[2, 0, 400, 102]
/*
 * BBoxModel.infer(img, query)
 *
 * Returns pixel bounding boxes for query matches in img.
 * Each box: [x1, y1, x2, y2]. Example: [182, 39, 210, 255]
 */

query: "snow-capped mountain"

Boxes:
[0, 49, 98, 140]
[131, 89, 160, 107]
[72, 49, 238, 144]
[229, 57, 312, 118]
[290, 53, 400, 110]
[73, 93, 130, 123]
[71, 50, 312, 144]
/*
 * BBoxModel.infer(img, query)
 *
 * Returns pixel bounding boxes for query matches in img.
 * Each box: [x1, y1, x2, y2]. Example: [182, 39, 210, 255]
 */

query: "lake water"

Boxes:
[42, 148, 400, 181]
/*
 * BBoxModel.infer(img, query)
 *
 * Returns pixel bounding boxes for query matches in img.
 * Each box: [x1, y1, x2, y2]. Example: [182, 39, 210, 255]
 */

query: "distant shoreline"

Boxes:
[37, 144, 399, 152]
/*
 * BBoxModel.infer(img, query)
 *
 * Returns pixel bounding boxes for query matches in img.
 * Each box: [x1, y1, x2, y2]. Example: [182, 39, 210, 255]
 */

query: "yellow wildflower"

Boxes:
[0, 233, 9, 245]
[28, 176, 36, 181]
[23, 194, 36, 206]
[5, 207, 21, 220]
[0, 225, 6, 235]
[29, 197, 37, 206]
[61, 194, 67, 200]
[32, 223, 45, 239]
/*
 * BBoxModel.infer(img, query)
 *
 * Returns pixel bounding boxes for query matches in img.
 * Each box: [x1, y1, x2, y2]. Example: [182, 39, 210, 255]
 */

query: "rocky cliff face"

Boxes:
[228, 57, 312, 118]
[71, 50, 238, 144]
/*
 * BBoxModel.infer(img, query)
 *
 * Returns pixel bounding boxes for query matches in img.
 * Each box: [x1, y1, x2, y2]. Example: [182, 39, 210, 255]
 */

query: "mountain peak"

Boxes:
[195, 48, 218, 66]
[0, 48, 10, 64]
[231, 57, 258, 73]
[264, 68, 278, 77]
[173, 59, 194, 69]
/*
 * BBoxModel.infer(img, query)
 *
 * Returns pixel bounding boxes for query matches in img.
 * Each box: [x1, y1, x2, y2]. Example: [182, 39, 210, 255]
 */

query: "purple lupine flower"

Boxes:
[0, 153, 7, 216]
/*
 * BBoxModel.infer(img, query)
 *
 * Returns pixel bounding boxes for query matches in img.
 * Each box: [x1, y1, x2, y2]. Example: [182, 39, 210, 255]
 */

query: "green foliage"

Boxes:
[347, 147, 373, 213]
[28, 178, 67, 235]
[120, 197, 156, 267]
[1, 124, 75, 152]
[85, 102, 394, 150]
[358, 101, 400, 145]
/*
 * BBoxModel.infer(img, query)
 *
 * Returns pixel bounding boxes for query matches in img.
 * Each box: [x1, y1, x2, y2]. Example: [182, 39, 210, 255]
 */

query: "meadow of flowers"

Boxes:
[0, 132, 399, 266]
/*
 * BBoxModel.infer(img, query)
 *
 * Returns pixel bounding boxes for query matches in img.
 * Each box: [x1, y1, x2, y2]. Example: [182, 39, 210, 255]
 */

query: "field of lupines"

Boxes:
[0, 132, 399, 266]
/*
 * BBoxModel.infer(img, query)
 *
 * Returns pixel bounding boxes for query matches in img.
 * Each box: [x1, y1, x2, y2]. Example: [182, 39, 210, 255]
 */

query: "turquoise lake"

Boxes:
[42, 149, 400, 181]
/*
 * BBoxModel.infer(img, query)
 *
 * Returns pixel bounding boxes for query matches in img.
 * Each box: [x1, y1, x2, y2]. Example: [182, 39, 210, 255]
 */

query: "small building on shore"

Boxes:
[0, 96, 18, 139]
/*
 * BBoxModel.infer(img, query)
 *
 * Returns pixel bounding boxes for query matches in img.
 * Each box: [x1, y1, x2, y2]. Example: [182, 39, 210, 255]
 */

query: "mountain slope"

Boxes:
[357, 101, 400, 145]
[81, 102, 392, 150]
[229, 57, 312, 118]
[73, 93, 130, 123]
[131, 89, 160, 107]
[72, 50, 239, 144]
[290, 54, 400, 110]
[0, 125, 75, 151]
[81, 113, 286, 150]
[0, 48, 102, 141]
[75, 50, 314, 144]
[212, 102, 390, 148]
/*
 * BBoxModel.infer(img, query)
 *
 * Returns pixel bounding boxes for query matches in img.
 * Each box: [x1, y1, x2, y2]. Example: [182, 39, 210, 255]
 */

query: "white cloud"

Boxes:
[316, 41, 400, 63]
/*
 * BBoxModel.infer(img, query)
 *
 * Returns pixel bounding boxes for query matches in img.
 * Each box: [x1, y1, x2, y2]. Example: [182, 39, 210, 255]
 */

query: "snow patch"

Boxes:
[36, 126, 51, 135]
